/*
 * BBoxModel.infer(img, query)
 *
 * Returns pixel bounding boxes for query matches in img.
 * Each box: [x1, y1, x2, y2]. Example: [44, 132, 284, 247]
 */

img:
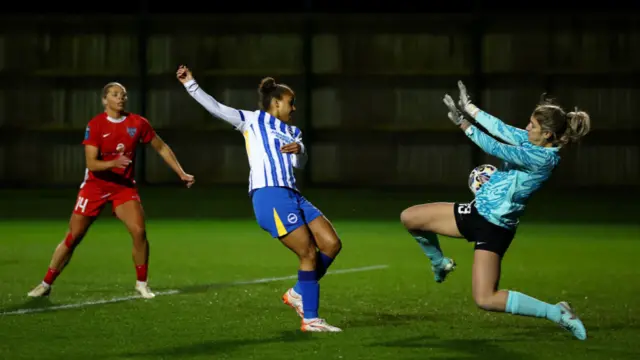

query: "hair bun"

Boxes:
[259, 77, 277, 94]
[562, 109, 591, 145]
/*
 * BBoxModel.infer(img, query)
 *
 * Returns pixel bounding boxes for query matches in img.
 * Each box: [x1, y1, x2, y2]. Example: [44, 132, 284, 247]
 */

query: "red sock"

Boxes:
[135, 264, 148, 282]
[43, 268, 60, 285]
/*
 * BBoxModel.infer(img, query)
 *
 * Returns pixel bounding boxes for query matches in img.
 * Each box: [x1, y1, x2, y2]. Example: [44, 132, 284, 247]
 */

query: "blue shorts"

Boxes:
[251, 187, 323, 238]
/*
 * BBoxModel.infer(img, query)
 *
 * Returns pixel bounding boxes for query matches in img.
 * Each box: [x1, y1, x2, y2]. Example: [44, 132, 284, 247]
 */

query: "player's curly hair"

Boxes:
[532, 93, 591, 147]
[257, 77, 294, 111]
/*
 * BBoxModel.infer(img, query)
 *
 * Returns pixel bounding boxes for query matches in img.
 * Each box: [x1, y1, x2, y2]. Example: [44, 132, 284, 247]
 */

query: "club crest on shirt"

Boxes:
[287, 213, 298, 224]
[127, 127, 137, 137]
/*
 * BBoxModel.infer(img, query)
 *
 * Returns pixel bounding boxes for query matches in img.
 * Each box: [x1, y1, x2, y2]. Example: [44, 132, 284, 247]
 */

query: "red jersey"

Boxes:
[81, 112, 156, 189]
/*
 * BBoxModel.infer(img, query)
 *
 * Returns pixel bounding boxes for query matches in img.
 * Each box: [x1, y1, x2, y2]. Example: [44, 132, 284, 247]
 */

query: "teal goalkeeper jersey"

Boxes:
[464, 111, 561, 229]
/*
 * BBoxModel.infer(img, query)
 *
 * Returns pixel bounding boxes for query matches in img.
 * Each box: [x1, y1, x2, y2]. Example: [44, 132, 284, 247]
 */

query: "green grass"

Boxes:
[1, 188, 639, 359]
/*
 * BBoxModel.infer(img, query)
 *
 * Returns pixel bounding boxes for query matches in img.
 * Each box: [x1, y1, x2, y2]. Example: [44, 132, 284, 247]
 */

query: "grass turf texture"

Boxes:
[1, 187, 639, 360]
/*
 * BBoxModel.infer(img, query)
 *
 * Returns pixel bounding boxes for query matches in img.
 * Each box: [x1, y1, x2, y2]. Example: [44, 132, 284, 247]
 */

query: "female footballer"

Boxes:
[401, 81, 590, 340]
[177, 65, 342, 332]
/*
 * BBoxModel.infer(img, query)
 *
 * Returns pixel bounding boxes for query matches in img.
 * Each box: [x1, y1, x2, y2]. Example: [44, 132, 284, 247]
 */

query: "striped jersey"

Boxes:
[465, 110, 561, 229]
[183, 79, 307, 193]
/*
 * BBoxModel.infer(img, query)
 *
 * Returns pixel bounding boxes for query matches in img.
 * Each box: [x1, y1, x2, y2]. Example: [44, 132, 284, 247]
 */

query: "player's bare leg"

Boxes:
[279, 226, 341, 332]
[284, 216, 342, 318]
[473, 249, 587, 340]
[28, 214, 95, 297]
[114, 200, 154, 299]
[308, 216, 342, 259]
[401, 203, 459, 282]
[472, 250, 507, 311]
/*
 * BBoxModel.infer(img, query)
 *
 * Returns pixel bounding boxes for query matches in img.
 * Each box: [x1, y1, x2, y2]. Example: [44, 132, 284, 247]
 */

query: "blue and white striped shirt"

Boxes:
[183, 79, 307, 193]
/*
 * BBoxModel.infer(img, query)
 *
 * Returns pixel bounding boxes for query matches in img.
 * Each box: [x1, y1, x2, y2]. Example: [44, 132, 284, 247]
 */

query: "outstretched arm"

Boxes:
[472, 111, 529, 145]
[150, 136, 195, 187]
[457, 81, 528, 145]
[444, 93, 547, 169]
[178, 65, 246, 131]
[461, 121, 547, 169]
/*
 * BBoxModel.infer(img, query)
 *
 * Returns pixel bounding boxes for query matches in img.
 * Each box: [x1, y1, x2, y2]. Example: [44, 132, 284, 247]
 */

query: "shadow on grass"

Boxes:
[374, 335, 532, 360]
[0, 297, 53, 314]
[115, 330, 312, 358]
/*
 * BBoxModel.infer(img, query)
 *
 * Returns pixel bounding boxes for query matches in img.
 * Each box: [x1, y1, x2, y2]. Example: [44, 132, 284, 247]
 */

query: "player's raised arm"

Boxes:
[177, 65, 246, 131]
[443, 94, 548, 169]
[456, 81, 528, 145]
[463, 124, 550, 169]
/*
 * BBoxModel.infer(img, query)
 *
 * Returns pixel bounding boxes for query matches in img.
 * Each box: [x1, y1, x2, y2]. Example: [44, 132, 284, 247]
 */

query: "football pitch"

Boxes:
[1, 187, 639, 360]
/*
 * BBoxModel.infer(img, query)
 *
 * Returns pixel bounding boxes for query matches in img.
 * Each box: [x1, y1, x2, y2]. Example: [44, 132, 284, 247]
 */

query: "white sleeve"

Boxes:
[183, 79, 247, 131]
[292, 130, 308, 169]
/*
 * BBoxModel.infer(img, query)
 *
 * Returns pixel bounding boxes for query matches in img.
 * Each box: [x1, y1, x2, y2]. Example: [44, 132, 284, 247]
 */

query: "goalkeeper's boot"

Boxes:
[432, 257, 456, 283]
[556, 301, 587, 340]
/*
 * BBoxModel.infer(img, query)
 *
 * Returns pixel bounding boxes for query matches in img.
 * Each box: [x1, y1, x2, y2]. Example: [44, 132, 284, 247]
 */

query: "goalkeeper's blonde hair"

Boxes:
[533, 94, 591, 147]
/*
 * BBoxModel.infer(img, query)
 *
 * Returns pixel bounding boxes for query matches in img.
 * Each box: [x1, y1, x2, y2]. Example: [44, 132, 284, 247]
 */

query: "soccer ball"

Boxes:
[468, 164, 497, 195]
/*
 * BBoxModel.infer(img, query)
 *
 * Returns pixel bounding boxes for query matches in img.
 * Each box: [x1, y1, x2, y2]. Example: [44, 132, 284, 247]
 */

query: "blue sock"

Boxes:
[315, 252, 334, 280]
[293, 251, 335, 294]
[411, 231, 444, 265]
[506, 291, 562, 323]
[298, 270, 319, 319]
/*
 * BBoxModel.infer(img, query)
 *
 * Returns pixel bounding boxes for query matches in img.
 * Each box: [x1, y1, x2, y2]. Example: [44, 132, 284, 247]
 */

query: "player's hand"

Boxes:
[457, 80, 471, 109]
[280, 142, 302, 154]
[176, 65, 194, 84]
[180, 173, 195, 188]
[457, 80, 479, 115]
[443, 94, 464, 126]
[111, 155, 132, 169]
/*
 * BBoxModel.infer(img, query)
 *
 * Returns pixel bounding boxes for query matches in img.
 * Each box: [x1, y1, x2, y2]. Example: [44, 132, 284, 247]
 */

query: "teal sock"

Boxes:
[410, 231, 444, 265]
[505, 291, 562, 323]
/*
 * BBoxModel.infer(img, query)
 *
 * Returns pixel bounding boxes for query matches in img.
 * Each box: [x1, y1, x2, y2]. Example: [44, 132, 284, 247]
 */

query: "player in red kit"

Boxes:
[27, 82, 195, 299]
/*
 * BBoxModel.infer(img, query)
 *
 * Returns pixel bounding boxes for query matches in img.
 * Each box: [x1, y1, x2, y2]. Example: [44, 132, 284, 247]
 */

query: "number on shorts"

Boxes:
[75, 196, 88, 213]
[457, 203, 472, 215]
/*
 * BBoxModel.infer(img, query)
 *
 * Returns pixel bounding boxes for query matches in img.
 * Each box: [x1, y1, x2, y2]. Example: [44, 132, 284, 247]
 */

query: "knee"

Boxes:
[400, 206, 423, 230]
[473, 292, 499, 312]
[323, 236, 342, 256]
[297, 245, 317, 264]
[129, 225, 147, 243]
[332, 238, 342, 254]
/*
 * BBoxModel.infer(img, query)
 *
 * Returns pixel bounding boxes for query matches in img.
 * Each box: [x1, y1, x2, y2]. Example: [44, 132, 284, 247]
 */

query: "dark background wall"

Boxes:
[0, 5, 638, 191]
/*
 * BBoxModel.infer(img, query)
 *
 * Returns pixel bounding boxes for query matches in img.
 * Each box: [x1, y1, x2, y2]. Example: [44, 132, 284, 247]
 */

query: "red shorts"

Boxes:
[72, 184, 141, 217]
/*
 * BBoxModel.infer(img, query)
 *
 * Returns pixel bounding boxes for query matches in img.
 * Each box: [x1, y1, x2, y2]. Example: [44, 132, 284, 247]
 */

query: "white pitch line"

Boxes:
[1, 264, 388, 316]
